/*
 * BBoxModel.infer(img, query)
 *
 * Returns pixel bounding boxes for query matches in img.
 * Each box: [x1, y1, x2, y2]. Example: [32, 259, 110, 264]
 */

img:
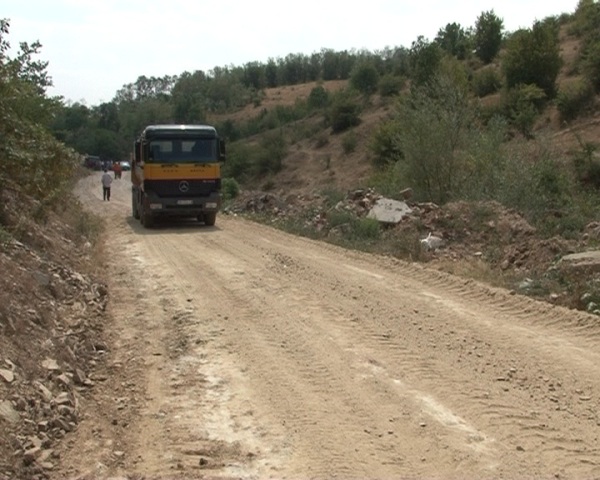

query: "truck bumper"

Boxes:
[143, 191, 221, 217]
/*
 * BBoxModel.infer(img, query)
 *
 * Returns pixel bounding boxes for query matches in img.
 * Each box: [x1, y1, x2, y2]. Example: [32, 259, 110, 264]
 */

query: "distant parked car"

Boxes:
[83, 155, 102, 170]
[120, 161, 131, 171]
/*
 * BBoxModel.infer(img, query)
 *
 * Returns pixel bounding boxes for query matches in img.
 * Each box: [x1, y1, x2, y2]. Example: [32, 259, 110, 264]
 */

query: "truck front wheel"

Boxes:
[132, 192, 140, 219]
[203, 212, 217, 226]
[141, 203, 154, 228]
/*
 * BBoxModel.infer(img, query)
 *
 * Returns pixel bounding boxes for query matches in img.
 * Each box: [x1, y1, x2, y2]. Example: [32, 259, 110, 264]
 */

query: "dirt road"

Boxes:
[55, 171, 600, 479]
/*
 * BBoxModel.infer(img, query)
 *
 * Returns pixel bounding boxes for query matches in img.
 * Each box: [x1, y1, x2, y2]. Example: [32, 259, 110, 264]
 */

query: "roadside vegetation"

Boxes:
[0, 19, 101, 249]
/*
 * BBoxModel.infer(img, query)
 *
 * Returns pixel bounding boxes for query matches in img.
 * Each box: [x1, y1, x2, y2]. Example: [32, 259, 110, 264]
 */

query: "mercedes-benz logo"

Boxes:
[178, 181, 190, 193]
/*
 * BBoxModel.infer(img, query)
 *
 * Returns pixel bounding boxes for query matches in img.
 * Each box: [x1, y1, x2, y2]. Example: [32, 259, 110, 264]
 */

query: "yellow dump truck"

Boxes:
[131, 124, 226, 228]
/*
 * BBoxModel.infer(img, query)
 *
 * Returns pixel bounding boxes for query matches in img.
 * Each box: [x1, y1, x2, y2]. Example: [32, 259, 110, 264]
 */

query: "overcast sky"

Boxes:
[3, 0, 579, 106]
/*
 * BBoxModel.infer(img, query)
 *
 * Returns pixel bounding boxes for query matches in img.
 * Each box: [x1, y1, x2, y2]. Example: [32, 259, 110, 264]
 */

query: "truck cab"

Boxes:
[131, 124, 226, 228]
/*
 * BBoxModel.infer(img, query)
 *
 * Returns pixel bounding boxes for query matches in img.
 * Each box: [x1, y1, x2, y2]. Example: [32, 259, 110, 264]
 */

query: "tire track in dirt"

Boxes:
[62, 174, 600, 479]
[194, 218, 600, 478]
[139, 221, 506, 471]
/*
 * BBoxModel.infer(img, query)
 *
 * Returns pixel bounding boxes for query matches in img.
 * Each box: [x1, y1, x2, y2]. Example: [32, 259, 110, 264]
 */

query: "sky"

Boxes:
[3, 0, 579, 107]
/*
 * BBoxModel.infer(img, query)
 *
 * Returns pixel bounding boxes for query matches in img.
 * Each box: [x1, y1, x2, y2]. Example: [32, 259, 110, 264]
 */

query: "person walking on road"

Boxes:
[113, 161, 122, 179]
[101, 169, 113, 201]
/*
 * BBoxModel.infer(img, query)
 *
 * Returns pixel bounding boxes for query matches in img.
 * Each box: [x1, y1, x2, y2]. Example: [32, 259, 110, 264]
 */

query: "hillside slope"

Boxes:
[210, 25, 599, 196]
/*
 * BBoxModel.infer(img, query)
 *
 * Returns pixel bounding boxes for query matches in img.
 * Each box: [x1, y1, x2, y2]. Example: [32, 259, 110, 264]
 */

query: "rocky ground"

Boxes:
[0, 183, 108, 480]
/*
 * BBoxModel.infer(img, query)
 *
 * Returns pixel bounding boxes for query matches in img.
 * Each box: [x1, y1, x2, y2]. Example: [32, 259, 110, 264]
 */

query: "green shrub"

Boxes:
[342, 131, 358, 153]
[327, 209, 355, 228]
[0, 225, 12, 248]
[556, 79, 595, 122]
[320, 188, 345, 207]
[379, 74, 405, 97]
[472, 67, 502, 97]
[327, 90, 361, 133]
[350, 62, 380, 96]
[504, 83, 547, 138]
[73, 209, 104, 244]
[352, 217, 381, 240]
[222, 143, 252, 180]
[581, 42, 600, 92]
[253, 132, 287, 176]
[572, 138, 600, 188]
[308, 85, 330, 109]
[369, 120, 403, 169]
[327, 210, 380, 242]
[222, 177, 240, 200]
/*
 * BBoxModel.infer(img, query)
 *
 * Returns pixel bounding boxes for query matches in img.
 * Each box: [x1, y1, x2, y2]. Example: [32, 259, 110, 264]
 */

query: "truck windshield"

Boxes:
[147, 138, 217, 164]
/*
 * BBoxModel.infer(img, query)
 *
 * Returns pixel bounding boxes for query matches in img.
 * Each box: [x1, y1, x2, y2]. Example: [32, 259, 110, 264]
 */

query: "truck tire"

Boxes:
[141, 204, 154, 228]
[203, 212, 217, 226]
[132, 192, 140, 219]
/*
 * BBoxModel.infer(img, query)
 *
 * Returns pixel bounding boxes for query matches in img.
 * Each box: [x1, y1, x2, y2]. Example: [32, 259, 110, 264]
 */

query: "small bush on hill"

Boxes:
[308, 85, 330, 109]
[342, 131, 358, 153]
[504, 83, 547, 138]
[378, 74, 405, 97]
[572, 137, 600, 189]
[471, 66, 502, 97]
[556, 79, 595, 122]
[327, 89, 362, 133]
[369, 120, 404, 169]
[222, 177, 240, 200]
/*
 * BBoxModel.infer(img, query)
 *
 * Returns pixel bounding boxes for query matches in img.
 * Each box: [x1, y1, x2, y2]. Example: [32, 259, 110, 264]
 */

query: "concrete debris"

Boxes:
[367, 198, 413, 224]
[420, 232, 445, 251]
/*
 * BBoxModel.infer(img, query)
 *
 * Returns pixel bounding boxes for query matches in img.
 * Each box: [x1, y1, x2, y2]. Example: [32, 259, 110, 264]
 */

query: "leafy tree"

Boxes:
[582, 42, 600, 92]
[116, 74, 176, 102]
[279, 53, 304, 85]
[571, 0, 600, 39]
[474, 10, 504, 64]
[409, 37, 443, 86]
[96, 102, 120, 131]
[349, 62, 380, 96]
[386, 73, 476, 203]
[171, 70, 208, 123]
[242, 61, 265, 90]
[264, 59, 278, 88]
[0, 19, 78, 203]
[503, 21, 562, 97]
[435, 22, 472, 60]
[389, 47, 411, 77]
